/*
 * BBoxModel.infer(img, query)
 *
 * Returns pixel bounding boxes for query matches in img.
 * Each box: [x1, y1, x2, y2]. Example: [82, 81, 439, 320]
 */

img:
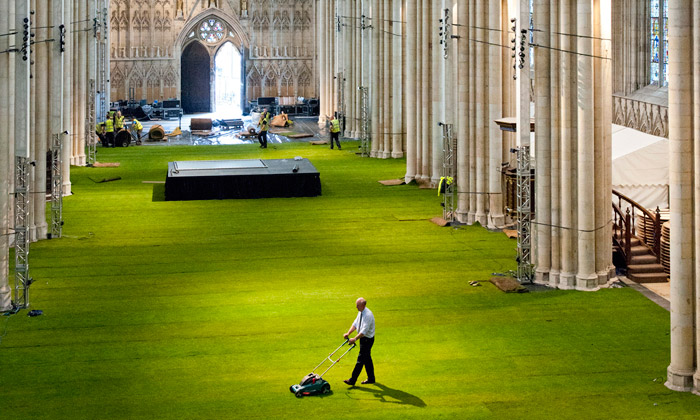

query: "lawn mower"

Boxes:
[289, 339, 356, 398]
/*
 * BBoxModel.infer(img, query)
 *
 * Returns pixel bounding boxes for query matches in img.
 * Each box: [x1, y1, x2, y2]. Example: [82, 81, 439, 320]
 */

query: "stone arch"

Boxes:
[173, 9, 250, 100]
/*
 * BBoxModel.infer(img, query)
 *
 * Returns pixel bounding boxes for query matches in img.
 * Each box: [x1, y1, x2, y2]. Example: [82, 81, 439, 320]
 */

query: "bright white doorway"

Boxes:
[214, 41, 243, 118]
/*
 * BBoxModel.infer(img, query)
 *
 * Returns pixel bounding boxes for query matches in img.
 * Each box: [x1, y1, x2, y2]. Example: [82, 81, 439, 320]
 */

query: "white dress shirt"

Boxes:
[352, 307, 375, 338]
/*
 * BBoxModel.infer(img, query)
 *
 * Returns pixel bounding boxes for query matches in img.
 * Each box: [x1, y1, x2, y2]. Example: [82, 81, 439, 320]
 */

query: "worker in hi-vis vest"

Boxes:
[115, 111, 125, 131]
[95, 121, 106, 145]
[104, 114, 115, 147]
[258, 112, 269, 149]
[330, 115, 341, 150]
[132, 119, 143, 144]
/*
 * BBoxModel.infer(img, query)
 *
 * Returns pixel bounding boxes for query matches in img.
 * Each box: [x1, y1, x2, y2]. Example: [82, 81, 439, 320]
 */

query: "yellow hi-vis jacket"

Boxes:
[438, 176, 454, 196]
[133, 119, 143, 131]
[330, 118, 340, 133]
[260, 116, 269, 131]
[105, 119, 114, 133]
[115, 116, 125, 129]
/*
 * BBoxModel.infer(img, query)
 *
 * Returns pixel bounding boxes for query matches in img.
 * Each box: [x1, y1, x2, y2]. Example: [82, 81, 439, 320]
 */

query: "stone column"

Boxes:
[50, 0, 64, 170]
[473, 0, 487, 225]
[694, 3, 700, 396]
[340, 0, 348, 133]
[575, 0, 597, 290]
[77, 0, 87, 166]
[391, 0, 402, 158]
[370, 0, 380, 157]
[594, 0, 613, 284]
[0, 0, 11, 311]
[455, 0, 468, 222]
[414, 0, 424, 179]
[345, 0, 354, 138]
[318, 0, 327, 125]
[665, 0, 695, 393]
[419, 0, 431, 180]
[467, 0, 477, 223]
[405, 0, 416, 181]
[62, 0, 72, 194]
[381, 0, 391, 158]
[548, 0, 560, 287]
[534, 0, 551, 283]
[559, 0, 575, 289]
[353, 1, 362, 139]
[32, 0, 50, 240]
[430, 0, 441, 183]
[487, 0, 504, 229]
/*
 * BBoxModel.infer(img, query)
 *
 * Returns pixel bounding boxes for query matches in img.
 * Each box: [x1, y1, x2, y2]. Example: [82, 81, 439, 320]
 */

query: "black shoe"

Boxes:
[343, 379, 355, 386]
[361, 380, 375, 385]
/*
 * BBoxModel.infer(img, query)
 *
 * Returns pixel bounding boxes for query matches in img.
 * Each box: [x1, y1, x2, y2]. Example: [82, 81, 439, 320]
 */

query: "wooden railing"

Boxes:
[612, 189, 661, 264]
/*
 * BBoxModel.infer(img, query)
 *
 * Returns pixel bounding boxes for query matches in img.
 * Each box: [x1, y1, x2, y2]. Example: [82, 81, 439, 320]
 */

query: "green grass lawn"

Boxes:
[1, 141, 699, 419]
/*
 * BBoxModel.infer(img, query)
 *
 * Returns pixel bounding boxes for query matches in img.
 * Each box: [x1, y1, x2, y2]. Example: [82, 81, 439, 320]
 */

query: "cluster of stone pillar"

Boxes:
[0, 0, 106, 311]
[665, 0, 700, 396]
[531, 0, 613, 291]
[316, 0, 336, 125]
[322, 0, 614, 288]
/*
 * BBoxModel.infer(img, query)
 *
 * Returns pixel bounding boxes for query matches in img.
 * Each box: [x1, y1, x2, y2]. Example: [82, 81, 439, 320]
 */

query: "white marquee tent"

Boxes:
[612, 124, 669, 210]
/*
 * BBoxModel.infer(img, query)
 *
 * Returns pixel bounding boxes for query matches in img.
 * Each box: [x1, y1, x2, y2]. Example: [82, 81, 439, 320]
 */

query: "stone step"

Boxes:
[629, 254, 658, 265]
[628, 272, 668, 283]
[627, 263, 666, 274]
[616, 237, 642, 247]
[630, 245, 652, 256]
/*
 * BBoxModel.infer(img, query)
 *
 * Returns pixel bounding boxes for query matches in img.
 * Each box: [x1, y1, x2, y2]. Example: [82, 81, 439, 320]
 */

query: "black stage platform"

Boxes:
[165, 158, 321, 201]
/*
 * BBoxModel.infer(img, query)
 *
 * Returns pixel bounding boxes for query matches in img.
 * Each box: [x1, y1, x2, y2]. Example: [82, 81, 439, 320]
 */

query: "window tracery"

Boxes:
[650, 0, 668, 86]
[199, 18, 226, 44]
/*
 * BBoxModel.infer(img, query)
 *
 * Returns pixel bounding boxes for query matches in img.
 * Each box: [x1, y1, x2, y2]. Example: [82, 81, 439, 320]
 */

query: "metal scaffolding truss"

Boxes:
[516, 146, 534, 283]
[50, 133, 63, 239]
[86, 78, 96, 166]
[336, 71, 345, 133]
[97, 6, 108, 121]
[440, 122, 456, 222]
[14, 156, 31, 309]
[358, 86, 370, 157]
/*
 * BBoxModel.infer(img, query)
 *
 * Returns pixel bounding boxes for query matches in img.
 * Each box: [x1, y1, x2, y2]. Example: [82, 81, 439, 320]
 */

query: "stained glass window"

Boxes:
[199, 18, 226, 44]
[650, 0, 668, 86]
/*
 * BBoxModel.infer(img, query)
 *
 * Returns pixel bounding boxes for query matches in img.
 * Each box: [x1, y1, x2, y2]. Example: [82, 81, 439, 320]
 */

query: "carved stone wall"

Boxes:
[613, 95, 669, 138]
[246, 0, 315, 99]
[110, 0, 317, 104]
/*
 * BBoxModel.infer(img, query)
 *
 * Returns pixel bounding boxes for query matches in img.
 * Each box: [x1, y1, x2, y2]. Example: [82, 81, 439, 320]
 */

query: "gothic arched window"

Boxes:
[199, 18, 226, 44]
[650, 0, 668, 86]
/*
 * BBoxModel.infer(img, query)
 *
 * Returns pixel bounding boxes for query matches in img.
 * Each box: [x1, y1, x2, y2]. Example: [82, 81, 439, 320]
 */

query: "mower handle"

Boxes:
[311, 339, 356, 376]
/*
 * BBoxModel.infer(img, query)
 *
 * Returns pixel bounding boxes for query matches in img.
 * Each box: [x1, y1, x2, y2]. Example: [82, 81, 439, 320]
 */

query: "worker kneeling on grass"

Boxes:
[131, 119, 143, 144]
[95, 121, 106, 146]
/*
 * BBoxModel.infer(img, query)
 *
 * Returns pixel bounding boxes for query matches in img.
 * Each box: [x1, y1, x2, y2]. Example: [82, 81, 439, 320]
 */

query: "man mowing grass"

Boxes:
[343, 297, 376, 385]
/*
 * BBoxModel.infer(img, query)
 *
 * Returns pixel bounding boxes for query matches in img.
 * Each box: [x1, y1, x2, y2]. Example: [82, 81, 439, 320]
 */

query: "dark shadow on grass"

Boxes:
[346, 383, 426, 407]
[152, 183, 165, 201]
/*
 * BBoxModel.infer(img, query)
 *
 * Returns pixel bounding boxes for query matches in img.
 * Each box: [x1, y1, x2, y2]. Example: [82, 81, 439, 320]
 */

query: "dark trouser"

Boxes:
[258, 130, 268, 148]
[350, 336, 374, 383]
[330, 132, 341, 149]
[105, 131, 115, 147]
